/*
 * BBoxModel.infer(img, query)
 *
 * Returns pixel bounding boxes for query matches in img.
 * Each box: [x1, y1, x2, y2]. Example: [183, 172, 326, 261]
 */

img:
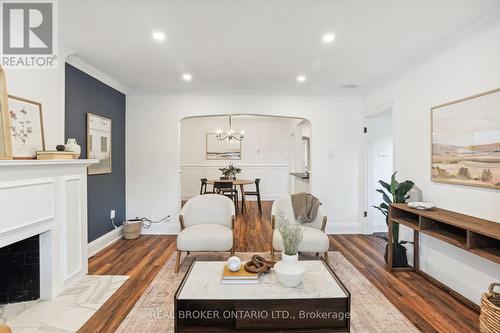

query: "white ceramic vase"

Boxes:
[274, 253, 305, 288]
[65, 138, 81, 158]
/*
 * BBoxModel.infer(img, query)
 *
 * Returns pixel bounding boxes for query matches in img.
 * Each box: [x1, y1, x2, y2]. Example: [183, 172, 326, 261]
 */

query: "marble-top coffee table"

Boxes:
[174, 259, 351, 332]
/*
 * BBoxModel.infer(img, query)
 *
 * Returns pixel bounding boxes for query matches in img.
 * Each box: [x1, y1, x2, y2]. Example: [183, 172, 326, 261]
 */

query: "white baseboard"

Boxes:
[181, 194, 282, 201]
[88, 227, 123, 257]
[141, 222, 179, 235]
[325, 223, 363, 234]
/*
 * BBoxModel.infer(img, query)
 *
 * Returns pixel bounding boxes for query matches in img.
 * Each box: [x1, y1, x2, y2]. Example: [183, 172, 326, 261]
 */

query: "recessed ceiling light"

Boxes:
[152, 31, 165, 41]
[322, 33, 335, 44]
[296, 75, 306, 83]
[182, 73, 192, 81]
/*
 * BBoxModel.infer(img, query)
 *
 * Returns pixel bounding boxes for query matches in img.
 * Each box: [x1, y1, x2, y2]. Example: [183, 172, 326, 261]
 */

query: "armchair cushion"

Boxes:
[177, 224, 233, 251]
[181, 194, 234, 228]
[272, 226, 329, 253]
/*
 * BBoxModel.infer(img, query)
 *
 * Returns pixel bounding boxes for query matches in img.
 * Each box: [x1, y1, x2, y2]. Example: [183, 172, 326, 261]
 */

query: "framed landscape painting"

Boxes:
[431, 88, 500, 190]
[206, 133, 241, 160]
[87, 113, 112, 175]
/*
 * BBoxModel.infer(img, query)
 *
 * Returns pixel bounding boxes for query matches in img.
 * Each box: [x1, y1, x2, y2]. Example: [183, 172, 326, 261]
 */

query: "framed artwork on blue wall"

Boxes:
[87, 113, 112, 175]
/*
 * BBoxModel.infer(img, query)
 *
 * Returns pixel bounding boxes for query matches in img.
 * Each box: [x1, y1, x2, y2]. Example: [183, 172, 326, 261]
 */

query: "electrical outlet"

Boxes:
[110, 210, 116, 219]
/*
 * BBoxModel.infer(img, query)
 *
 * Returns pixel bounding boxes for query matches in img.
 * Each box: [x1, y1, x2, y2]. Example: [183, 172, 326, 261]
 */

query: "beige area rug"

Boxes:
[117, 252, 419, 333]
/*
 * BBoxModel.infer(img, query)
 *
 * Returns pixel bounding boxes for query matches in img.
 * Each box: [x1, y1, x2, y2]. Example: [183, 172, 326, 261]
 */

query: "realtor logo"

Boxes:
[1, 0, 58, 68]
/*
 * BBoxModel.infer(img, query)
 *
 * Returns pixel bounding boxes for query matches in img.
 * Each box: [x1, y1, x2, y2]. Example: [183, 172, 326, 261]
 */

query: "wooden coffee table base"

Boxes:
[174, 259, 350, 332]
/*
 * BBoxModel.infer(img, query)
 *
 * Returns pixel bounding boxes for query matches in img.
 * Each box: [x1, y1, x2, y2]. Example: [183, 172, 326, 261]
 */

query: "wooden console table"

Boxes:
[388, 203, 500, 273]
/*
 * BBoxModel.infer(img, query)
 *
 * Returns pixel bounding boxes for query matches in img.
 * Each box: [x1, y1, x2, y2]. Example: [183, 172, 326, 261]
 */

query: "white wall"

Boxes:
[180, 116, 300, 200]
[3, 48, 72, 150]
[126, 95, 364, 234]
[364, 20, 500, 304]
[2, 52, 127, 151]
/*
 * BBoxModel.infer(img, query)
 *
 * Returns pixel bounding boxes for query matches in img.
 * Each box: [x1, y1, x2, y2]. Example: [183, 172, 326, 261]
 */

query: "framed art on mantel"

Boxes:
[87, 113, 112, 175]
[431, 88, 500, 190]
[0, 66, 12, 159]
[8, 95, 45, 159]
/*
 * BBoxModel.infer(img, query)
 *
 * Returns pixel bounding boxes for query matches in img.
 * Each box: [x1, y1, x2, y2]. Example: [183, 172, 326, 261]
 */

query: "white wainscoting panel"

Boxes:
[181, 164, 290, 200]
[62, 176, 83, 282]
[0, 178, 55, 247]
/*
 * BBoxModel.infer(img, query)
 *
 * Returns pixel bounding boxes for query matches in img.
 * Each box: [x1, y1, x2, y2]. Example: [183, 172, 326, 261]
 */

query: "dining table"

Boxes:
[206, 179, 255, 213]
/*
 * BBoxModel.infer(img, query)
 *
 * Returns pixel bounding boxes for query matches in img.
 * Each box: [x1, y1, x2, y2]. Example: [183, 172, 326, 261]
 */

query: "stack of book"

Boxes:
[36, 151, 75, 160]
[221, 265, 259, 284]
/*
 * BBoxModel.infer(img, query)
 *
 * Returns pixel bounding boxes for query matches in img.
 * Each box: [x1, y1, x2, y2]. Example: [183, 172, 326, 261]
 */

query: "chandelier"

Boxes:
[216, 116, 245, 142]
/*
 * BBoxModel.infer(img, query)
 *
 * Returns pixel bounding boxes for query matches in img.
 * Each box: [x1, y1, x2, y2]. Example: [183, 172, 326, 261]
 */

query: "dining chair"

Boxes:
[214, 181, 238, 209]
[200, 178, 209, 195]
[244, 178, 262, 215]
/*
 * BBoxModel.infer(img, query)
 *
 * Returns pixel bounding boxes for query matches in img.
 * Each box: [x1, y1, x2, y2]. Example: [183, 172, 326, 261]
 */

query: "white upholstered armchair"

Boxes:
[271, 195, 329, 261]
[175, 194, 235, 273]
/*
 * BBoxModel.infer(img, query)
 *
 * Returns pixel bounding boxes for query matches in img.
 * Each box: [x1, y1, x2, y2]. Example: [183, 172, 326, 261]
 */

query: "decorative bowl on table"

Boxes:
[407, 202, 434, 210]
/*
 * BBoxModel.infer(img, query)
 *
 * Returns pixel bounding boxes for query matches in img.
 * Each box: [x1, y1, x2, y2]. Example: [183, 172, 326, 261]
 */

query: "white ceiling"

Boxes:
[60, 0, 500, 94]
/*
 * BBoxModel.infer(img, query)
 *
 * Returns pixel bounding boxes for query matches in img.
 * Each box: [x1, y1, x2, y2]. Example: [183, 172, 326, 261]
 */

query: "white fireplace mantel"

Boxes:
[0, 159, 97, 299]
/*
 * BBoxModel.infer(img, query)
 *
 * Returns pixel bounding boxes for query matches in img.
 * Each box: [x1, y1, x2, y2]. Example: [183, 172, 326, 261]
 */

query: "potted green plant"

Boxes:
[373, 172, 414, 267]
[274, 212, 305, 287]
[219, 163, 241, 180]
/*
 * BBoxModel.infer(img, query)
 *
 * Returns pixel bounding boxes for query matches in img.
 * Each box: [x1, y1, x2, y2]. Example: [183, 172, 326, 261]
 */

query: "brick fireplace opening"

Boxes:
[0, 235, 40, 304]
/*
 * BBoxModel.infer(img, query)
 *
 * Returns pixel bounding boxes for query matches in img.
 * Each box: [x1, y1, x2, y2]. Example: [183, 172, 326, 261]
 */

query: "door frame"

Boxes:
[363, 102, 394, 234]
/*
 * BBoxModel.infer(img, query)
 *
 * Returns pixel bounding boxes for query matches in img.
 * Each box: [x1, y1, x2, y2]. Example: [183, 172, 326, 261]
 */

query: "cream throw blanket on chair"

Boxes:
[290, 192, 321, 224]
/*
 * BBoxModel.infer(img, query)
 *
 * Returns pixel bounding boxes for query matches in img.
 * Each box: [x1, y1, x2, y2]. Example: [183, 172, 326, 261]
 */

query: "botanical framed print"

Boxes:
[0, 66, 12, 159]
[87, 113, 112, 175]
[8, 95, 45, 159]
[431, 88, 500, 190]
[206, 133, 241, 160]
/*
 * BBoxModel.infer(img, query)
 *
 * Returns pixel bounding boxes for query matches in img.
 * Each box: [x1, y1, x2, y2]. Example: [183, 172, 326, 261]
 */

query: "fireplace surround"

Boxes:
[0, 159, 96, 301]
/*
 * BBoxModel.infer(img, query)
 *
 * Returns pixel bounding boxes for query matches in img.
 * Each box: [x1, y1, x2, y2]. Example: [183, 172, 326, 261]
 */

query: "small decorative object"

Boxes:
[373, 171, 414, 268]
[408, 185, 422, 202]
[432, 88, 500, 190]
[407, 202, 434, 210]
[244, 255, 275, 273]
[123, 219, 142, 240]
[480, 283, 500, 333]
[64, 138, 81, 158]
[87, 113, 112, 174]
[56, 145, 65, 151]
[36, 151, 74, 160]
[274, 213, 305, 287]
[0, 66, 12, 159]
[219, 162, 241, 180]
[206, 131, 242, 160]
[8, 95, 45, 159]
[226, 256, 241, 272]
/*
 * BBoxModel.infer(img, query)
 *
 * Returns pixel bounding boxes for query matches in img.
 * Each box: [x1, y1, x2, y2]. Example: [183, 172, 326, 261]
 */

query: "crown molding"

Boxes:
[65, 55, 128, 95]
[362, 101, 394, 118]
[127, 86, 363, 98]
[363, 11, 500, 95]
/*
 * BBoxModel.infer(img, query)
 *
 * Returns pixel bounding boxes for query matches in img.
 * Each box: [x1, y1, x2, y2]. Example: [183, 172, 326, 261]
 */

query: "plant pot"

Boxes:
[274, 253, 305, 287]
[384, 244, 408, 268]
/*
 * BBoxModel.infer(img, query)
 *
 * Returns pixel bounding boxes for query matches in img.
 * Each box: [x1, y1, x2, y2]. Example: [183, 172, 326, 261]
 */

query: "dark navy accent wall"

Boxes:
[65, 63, 126, 243]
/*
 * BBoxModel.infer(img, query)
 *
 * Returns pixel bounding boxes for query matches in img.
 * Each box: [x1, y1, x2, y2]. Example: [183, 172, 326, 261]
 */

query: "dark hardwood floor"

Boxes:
[81, 200, 479, 333]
